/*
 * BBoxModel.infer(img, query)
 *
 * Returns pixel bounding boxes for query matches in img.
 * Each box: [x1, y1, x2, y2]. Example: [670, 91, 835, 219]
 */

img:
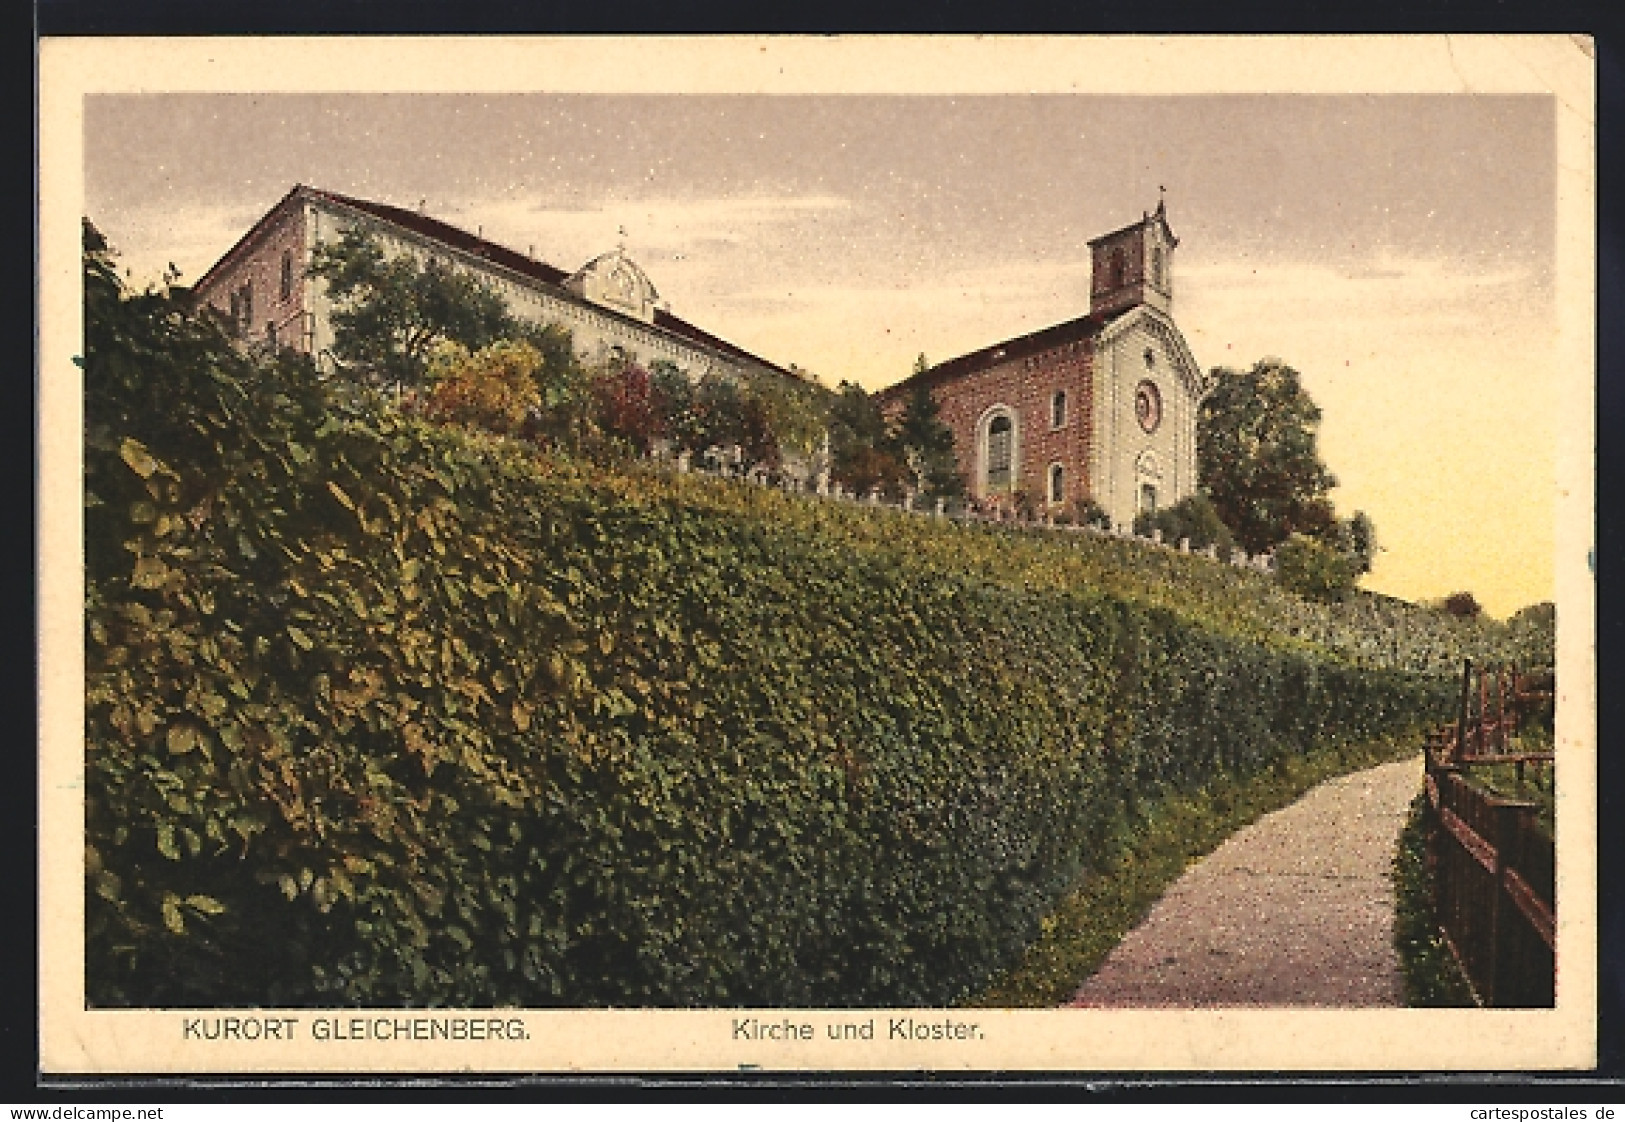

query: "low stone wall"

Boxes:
[664, 444, 1276, 573]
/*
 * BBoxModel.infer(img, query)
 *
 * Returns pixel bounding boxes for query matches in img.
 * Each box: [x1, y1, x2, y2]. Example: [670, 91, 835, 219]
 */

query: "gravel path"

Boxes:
[1070, 754, 1422, 1008]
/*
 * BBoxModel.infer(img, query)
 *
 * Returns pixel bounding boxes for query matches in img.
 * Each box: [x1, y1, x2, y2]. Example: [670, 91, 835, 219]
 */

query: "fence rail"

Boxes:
[1422, 660, 1555, 1007]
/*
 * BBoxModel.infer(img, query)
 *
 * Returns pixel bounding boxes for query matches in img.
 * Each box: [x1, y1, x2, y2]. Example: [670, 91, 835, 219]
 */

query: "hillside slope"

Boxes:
[84, 256, 1459, 1007]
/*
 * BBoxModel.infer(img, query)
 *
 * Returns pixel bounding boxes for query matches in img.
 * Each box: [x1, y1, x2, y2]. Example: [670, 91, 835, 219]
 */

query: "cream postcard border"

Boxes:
[38, 34, 1598, 1074]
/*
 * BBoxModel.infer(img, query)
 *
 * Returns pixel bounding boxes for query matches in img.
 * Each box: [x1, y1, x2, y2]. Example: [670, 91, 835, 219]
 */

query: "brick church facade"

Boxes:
[879, 202, 1207, 531]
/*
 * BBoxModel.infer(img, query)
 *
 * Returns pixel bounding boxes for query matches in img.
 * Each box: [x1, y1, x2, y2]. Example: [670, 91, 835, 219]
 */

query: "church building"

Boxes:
[878, 201, 1207, 530]
[191, 185, 796, 388]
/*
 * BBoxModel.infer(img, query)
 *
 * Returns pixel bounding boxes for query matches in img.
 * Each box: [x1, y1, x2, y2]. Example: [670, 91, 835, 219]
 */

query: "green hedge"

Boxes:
[84, 247, 1453, 1007]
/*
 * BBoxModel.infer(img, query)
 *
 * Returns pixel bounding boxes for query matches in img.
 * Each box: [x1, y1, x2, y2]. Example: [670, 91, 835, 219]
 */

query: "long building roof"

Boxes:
[876, 311, 1108, 402]
[195, 184, 798, 380]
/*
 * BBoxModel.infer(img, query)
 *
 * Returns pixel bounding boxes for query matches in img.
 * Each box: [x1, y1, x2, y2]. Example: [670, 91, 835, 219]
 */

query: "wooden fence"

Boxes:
[1422, 660, 1555, 1007]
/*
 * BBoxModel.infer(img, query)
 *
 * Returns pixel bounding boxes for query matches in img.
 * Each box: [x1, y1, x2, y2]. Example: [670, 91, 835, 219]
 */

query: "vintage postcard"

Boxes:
[38, 35, 1597, 1075]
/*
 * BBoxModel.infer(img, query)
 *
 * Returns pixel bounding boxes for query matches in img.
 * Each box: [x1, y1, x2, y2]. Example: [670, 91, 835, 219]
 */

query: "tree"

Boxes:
[1335, 510, 1377, 576]
[742, 370, 827, 464]
[1275, 533, 1359, 602]
[309, 229, 518, 387]
[892, 382, 963, 499]
[649, 361, 702, 454]
[827, 382, 906, 496]
[592, 360, 662, 456]
[418, 340, 542, 436]
[1441, 591, 1483, 619]
[1198, 358, 1338, 554]
[1507, 601, 1556, 668]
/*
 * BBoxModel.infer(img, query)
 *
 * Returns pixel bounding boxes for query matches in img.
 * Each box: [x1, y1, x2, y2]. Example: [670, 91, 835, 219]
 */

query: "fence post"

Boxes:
[1423, 742, 1448, 931]
[1487, 801, 1524, 1006]
[1456, 659, 1474, 762]
[1496, 665, 1508, 754]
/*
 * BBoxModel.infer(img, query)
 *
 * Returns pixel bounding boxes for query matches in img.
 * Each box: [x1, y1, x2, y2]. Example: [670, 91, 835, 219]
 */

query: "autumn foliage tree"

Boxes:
[417, 340, 543, 436]
[592, 361, 662, 456]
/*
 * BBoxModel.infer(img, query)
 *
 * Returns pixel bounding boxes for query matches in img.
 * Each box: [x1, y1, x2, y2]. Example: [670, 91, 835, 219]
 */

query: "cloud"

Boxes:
[97, 202, 270, 288]
[1178, 252, 1544, 341]
[459, 192, 857, 271]
[672, 258, 1099, 386]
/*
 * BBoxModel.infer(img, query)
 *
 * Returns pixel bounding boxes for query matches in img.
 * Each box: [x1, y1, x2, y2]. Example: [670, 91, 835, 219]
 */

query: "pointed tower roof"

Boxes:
[1088, 198, 1178, 248]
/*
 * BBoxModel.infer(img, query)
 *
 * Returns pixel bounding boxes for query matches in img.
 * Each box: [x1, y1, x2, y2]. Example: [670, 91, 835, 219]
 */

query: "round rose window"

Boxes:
[1135, 380, 1162, 434]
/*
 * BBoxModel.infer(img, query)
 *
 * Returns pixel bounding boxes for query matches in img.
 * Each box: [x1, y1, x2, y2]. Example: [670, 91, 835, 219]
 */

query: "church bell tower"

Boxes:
[1088, 198, 1177, 319]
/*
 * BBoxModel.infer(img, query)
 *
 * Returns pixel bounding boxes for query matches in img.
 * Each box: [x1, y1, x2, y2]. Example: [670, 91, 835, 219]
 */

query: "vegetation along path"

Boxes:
[1070, 754, 1422, 1008]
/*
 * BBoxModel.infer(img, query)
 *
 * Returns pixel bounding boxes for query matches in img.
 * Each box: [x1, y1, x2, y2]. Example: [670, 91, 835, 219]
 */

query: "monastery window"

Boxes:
[1151, 247, 1166, 289]
[1139, 482, 1158, 514]
[228, 291, 241, 336]
[266, 320, 278, 349]
[985, 414, 1013, 491]
[1110, 248, 1128, 288]
[280, 250, 294, 302]
[1049, 463, 1065, 504]
[241, 282, 254, 329]
[1050, 389, 1068, 429]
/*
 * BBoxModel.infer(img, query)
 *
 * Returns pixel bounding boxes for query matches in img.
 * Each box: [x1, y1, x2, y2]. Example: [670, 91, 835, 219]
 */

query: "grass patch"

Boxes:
[963, 735, 1425, 1008]
[1391, 792, 1477, 1006]
[1457, 760, 1556, 839]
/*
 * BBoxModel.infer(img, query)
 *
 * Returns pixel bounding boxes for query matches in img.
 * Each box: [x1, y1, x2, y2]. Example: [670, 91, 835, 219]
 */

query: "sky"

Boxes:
[83, 92, 1560, 618]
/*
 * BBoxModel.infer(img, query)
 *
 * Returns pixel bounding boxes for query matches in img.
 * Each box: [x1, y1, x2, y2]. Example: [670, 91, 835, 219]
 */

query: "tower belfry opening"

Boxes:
[1088, 199, 1177, 319]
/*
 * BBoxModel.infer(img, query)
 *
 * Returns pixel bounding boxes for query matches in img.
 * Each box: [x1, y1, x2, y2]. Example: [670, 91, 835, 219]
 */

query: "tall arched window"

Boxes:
[280, 250, 294, 302]
[1151, 246, 1165, 289]
[1051, 389, 1068, 429]
[1049, 463, 1065, 504]
[986, 415, 1013, 490]
[1110, 248, 1128, 287]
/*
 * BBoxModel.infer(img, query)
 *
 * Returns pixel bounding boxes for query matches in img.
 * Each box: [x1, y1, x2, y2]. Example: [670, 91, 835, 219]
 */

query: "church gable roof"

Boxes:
[877, 311, 1107, 402]
[1087, 198, 1179, 249]
[1098, 303, 1208, 401]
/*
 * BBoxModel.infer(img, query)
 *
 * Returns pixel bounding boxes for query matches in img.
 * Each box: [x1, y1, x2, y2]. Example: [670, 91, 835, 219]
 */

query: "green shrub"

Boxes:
[1061, 498, 1111, 530]
[1275, 532, 1360, 602]
[1392, 793, 1476, 1006]
[1132, 494, 1235, 553]
[1506, 602, 1555, 668]
[84, 240, 1458, 1008]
